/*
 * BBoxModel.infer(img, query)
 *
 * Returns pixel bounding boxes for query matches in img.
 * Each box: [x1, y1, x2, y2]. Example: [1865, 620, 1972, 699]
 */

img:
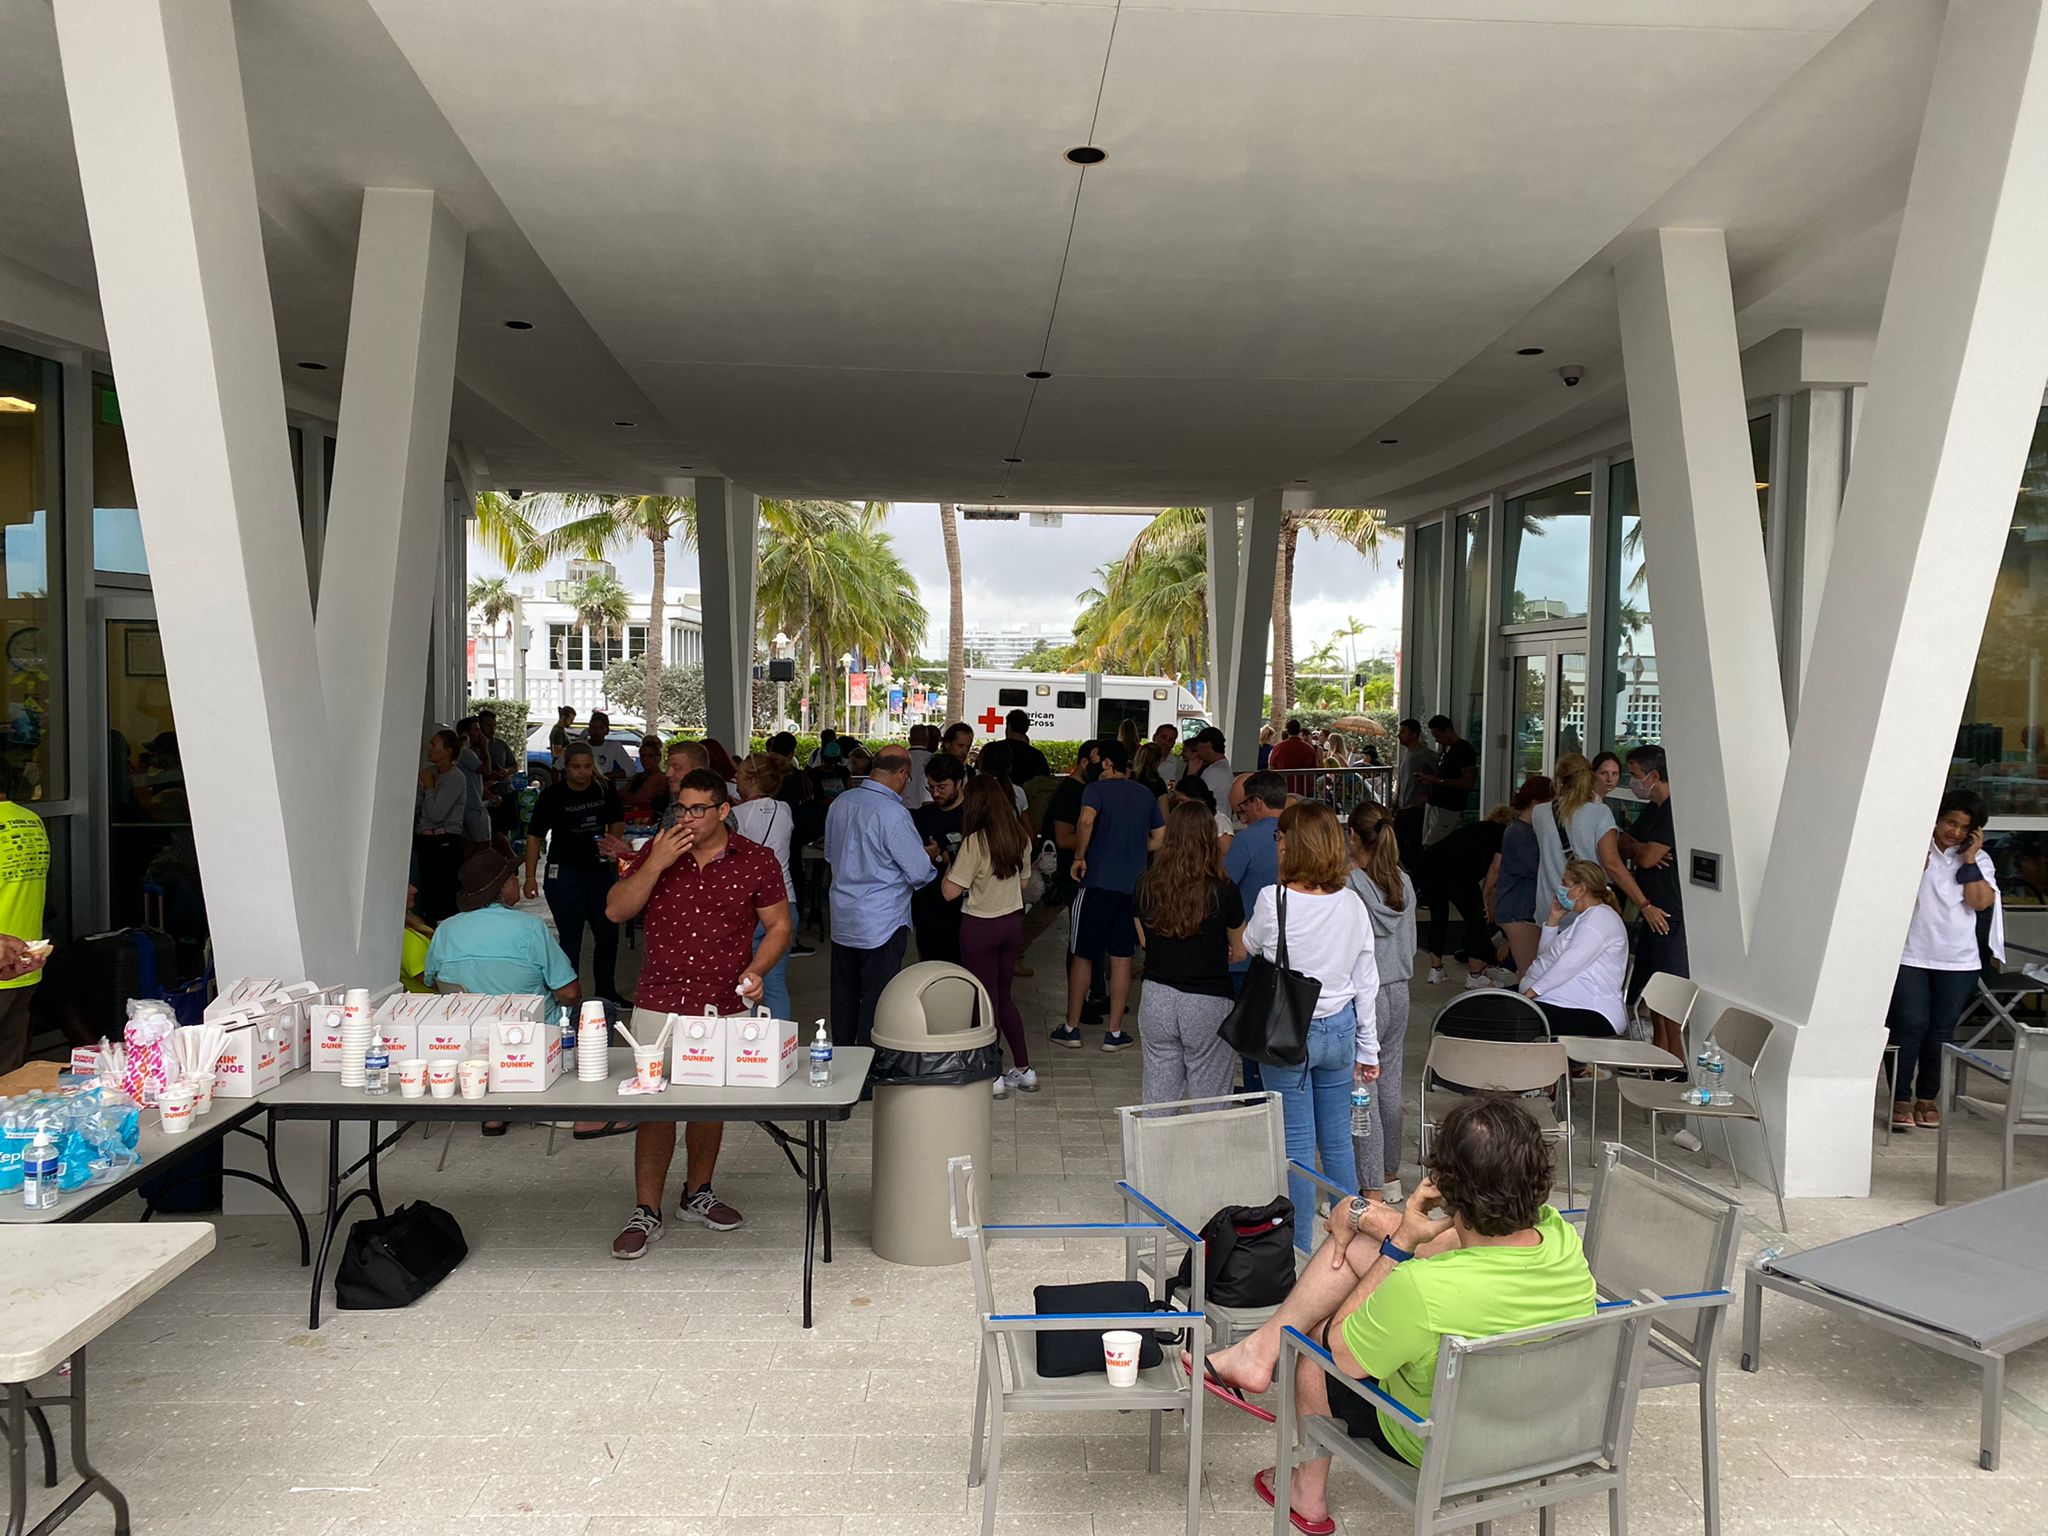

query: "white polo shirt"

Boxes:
[1901, 842, 1997, 971]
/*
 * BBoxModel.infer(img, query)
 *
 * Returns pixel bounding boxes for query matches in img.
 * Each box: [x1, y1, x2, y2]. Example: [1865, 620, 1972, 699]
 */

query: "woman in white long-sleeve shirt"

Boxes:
[1231, 801, 1378, 1250]
[1522, 859, 1630, 1037]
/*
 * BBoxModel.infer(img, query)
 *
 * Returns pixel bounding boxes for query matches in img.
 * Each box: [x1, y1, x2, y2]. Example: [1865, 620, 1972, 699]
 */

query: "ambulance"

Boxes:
[956, 670, 1208, 744]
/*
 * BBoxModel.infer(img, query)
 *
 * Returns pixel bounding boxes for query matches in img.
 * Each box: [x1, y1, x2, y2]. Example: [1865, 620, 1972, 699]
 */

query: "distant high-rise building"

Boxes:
[954, 622, 1074, 667]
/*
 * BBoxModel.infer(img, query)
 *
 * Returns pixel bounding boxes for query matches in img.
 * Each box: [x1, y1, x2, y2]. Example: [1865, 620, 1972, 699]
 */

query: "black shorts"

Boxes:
[1630, 916, 1689, 1004]
[1329, 1371, 1407, 1460]
[1071, 887, 1137, 962]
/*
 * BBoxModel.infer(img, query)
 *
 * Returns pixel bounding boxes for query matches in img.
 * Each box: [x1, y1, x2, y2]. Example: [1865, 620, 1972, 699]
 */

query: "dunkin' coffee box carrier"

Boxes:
[212, 1013, 286, 1098]
[671, 1010, 729, 1087]
[488, 1017, 562, 1092]
[728, 1010, 799, 1088]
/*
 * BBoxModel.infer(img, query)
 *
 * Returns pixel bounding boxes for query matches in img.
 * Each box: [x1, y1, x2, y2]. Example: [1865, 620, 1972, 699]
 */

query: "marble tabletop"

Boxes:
[0, 1223, 214, 1381]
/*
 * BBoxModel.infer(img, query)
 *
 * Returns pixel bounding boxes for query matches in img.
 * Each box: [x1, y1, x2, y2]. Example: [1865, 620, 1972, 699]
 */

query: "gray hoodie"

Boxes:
[1347, 867, 1417, 986]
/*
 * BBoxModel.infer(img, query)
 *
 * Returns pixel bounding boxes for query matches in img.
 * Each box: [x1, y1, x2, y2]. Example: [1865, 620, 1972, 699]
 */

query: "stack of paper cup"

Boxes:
[576, 1000, 610, 1082]
[339, 987, 374, 1088]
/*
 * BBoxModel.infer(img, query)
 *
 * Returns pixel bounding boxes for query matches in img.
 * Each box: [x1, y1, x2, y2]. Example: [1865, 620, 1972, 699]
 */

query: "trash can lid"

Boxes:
[870, 961, 999, 1051]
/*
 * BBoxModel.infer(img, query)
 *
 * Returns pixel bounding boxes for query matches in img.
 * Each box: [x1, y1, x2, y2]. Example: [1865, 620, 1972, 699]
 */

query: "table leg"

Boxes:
[264, 1117, 312, 1267]
[1936, 1051, 1953, 1206]
[1980, 1352, 2004, 1471]
[802, 1120, 819, 1329]
[7, 1382, 25, 1536]
[310, 1118, 342, 1332]
[6, 1352, 132, 1536]
[24, 1400, 53, 1488]
[819, 1120, 833, 1264]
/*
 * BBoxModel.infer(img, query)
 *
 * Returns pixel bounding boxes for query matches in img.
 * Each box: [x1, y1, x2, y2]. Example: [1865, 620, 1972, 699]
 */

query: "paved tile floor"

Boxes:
[18, 922, 2047, 1535]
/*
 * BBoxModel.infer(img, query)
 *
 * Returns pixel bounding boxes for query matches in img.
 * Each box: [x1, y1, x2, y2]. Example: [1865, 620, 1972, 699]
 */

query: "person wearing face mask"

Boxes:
[523, 741, 627, 1005]
[1521, 860, 1631, 1038]
[1886, 790, 2000, 1132]
[1621, 746, 1686, 1064]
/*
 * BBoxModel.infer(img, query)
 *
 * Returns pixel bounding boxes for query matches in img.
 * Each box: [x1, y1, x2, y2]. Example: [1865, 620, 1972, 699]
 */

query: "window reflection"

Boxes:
[1449, 506, 1489, 747]
[1957, 409, 2048, 817]
[0, 347, 65, 801]
[1501, 474, 1591, 624]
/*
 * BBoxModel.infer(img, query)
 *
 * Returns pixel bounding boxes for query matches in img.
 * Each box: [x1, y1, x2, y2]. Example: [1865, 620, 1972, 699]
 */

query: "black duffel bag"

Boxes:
[1169, 1197, 1296, 1310]
[1031, 1279, 1167, 1378]
[335, 1201, 468, 1310]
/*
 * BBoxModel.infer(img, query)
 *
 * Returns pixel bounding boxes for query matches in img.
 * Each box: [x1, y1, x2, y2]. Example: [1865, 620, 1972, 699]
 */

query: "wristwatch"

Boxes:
[1346, 1195, 1370, 1233]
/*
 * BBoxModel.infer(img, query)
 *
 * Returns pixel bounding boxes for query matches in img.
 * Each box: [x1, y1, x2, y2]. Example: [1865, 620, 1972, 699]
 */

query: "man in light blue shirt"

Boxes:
[824, 748, 936, 1049]
[1225, 770, 1287, 1089]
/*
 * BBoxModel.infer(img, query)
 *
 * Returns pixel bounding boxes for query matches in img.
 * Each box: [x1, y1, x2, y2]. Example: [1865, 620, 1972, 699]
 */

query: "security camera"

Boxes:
[508, 487, 524, 500]
[1558, 366, 1585, 388]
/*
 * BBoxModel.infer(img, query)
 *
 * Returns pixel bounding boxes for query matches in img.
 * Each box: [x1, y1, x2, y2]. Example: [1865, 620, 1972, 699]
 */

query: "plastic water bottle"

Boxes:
[363, 1034, 390, 1096]
[1351, 1086, 1373, 1137]
[1706, 1045, 1730, 1106]
[22, 1131, 59, 1212]
[809, 1022, 833, 1088]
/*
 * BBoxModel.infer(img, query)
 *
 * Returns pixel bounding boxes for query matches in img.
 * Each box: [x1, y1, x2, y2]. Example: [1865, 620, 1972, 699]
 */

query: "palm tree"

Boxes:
[465, 575, 515, 698]
[570, 572, 632, 714]
[1271, 508, 1386, 726]
[508, 493, 697, 736]
[940, 503, 964, 725]
[472, 490, 542, 568]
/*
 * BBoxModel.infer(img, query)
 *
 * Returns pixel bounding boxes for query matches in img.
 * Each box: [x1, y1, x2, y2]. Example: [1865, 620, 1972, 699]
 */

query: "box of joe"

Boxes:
[671, 1009, 729, 1087]
[728, 1009, 799, 1089]
[489, 1016, 562, 1092]
[212, 1012, 287, 1098]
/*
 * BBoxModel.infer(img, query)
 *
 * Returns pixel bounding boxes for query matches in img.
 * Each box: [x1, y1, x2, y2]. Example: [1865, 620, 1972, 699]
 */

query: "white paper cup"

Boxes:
[428, 1060, 458, 1099]
[1102, 1330, 1142, 1388]
[159, 1089, 196, 1137]
[189, 1073, 216, 1116]
[632, 1045, 665, 1089]
[397, 1059, 427, 1098]
[458, 1059, 490, 1099]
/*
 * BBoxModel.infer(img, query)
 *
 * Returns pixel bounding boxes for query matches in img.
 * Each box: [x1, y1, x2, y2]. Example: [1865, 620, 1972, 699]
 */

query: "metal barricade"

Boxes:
[1275, 765, 1394, 816]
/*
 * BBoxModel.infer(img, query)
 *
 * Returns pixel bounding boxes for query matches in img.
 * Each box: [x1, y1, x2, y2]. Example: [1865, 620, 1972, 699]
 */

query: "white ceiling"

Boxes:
[2, 0, 1935, 508]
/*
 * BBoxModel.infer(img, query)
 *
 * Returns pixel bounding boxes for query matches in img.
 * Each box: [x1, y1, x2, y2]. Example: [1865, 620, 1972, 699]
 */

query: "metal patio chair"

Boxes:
[1117, 1091, 1358, 1346]
[949, 1155, 1209, 1536]
[1431, 987, 1552, 1043]
[1418, 1037, 1574, 1205]
[1576, 1145, 1742, 1536]
[1618, 1007, 1788, 1230]
[1936, 1022, 2048, 1202]
[1272, 1293, 1700, 1536]
[1957, 905, 2048, 1049]
[1636, 971, 1700, 1053]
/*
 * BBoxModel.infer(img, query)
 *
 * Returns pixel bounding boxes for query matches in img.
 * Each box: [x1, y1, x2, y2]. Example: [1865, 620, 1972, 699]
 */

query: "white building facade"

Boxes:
[468, 583, 705, 725]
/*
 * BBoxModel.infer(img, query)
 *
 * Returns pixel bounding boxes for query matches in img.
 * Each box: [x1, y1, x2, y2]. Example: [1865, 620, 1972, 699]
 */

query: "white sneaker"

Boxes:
[1426, 966, 1448, 985]
[992, 1074, 1011, 1099]
[1381, 1178, 1404, 1203]
[1464, 972, 1497, 990]
[1007, 1067, 1040, 1094]
[1672, 1128, 1703, 1152]
[1485, 966, 1517, 985]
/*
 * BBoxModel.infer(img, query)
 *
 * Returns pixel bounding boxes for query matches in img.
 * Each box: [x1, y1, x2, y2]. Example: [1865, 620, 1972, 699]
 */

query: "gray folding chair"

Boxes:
[1958, 905, 2048, 1048]
[1936, 1023, 2048, 1202]
[1117, 1092, 1356, 1345]
[1272, 1294, 1699, 1536]
[1419, 1037, 1575, 1205]
[949, 1156, 1209, 1536]
[1636, 971, 1700, 1052]
[1618, 1007, 1789, 1230]
[1431, 987, 1551, 1043]
[1577, 1146, 1742, 1536]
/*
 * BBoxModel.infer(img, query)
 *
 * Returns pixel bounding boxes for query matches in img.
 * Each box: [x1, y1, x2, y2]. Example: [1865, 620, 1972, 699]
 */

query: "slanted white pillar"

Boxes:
[696, 476, 759, 749]
[1615, 228, 1789, 973]
[1205, 503, 1241, 723]
[1222, 492, 1283, 771]
[315, 189, 466, 979]
[1746, 0, 2048, 1192]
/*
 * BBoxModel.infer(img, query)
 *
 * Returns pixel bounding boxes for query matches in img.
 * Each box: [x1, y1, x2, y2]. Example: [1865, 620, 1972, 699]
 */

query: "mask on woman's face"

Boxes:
[1627, 774, 1651, 798]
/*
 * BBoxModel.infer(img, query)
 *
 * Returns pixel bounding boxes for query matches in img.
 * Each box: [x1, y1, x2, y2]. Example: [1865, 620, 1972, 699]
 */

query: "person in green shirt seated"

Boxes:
[1199, 1095, 1595, 1536]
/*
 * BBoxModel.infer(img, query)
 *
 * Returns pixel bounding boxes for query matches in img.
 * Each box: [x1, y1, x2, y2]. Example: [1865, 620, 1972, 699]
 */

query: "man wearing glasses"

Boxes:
[603, 767, 792, 1259]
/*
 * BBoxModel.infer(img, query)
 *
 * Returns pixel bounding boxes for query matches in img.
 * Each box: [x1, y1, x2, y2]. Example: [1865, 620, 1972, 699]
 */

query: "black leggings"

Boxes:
[1537, 1002, 1619, 1038]
[1422, 874, 1492, 963]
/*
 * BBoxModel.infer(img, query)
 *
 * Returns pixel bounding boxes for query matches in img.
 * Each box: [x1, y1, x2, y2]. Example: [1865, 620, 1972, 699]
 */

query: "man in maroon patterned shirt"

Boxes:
[605, 767, 791, 1259]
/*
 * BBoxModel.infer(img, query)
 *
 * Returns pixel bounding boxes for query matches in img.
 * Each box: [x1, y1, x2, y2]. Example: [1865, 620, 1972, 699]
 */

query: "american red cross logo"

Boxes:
[977, 707, 1004, 734]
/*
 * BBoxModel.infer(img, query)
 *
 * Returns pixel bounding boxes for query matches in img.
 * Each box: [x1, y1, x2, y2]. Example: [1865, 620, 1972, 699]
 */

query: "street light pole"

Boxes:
[772, 631, 792, 731]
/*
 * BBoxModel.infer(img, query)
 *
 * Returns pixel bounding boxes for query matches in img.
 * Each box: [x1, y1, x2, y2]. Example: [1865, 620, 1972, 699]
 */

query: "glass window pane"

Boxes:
[1449, 506, 1490, 747]
[91, 375, 148, 578]
[1407, 521, 1442, 718]
[0, 346, 67, 801]
[1751, 412, 1773, 534]
[1959, 409, 2048, 817]
[1501, 473, 1591, 624]
[107, 614, 200, 951]
[1604, 460, 1661, 757]
[1509, 654, 1548, 784]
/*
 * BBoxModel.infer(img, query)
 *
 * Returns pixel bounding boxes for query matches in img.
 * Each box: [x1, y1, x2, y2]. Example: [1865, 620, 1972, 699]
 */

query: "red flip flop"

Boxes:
[1189, 1355, 1276, 1423]
[1254, 1467, 1336, 1536]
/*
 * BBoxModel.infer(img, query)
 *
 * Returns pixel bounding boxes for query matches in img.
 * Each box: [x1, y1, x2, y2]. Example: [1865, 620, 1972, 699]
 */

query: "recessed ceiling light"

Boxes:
[296, 361, 327, 371]
[1574, 489, 1592, 496]
[1025, 370, 1051, 380]
[1003, 457, 1023, 464]
[613, 420, 635, 428]
[1379, 438, 1399, 446]
[504, 320, 534, 331]
[1516, 346, 1545, 356]
[1064, 146, 1106, 166]
[679, 465, 694, 471]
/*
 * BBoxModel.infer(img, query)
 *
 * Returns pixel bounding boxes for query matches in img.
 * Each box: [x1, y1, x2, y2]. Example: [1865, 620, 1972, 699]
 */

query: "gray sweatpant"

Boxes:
[1136, 981, 1238, 1107]
[1353, 982, 1412, 1192]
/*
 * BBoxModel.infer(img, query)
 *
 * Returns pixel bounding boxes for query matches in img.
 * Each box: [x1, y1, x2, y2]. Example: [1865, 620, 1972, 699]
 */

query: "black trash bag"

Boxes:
[869, 1045, 1003, 1087]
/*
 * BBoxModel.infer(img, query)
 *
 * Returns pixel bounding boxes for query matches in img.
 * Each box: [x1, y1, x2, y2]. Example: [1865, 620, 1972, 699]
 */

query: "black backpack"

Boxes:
[1170, 1197, 1295, 1309]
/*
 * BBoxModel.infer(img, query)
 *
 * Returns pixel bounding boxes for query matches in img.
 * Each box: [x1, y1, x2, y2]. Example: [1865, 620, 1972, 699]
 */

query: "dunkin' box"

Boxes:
[419, 1015, 473, 1062]
[670, 1010, 729, 1087]
[489, 1016, 562, 1092]
[727, 1010, 799, 1089]
[212, 1013, 286, 1098]
[310, 1004, 349, 1072]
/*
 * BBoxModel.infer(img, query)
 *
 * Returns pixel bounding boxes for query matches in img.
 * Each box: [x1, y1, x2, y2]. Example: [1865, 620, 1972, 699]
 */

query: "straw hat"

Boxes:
[456, 846, 521, 912]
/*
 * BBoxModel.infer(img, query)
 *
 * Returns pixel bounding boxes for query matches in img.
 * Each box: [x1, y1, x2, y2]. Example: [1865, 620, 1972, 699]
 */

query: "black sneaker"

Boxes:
[789, 938, 817, 957]
[1049, 1025, 1083, 1049]
[611, 1204, 663, 1260]
[1101, 1031, 1135, 1053]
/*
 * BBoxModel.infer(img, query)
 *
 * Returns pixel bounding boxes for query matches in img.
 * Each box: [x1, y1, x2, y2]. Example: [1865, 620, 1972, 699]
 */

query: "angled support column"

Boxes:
[54, 0, 344, 978]
[1615, 228, 1788, 973]
[696, 477, 759, 748]
[1205, 503, 1241, 722]
[1222, 492, 1283, 771]
[315, 189, 466, 976]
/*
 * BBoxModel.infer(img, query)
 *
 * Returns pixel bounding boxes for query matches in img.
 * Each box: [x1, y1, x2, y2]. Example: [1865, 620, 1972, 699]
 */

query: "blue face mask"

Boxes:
[1555, 883, 1573, 908]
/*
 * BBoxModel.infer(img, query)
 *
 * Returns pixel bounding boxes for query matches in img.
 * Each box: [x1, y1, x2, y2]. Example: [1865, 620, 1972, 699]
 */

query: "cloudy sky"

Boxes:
[475, 502, 1404, 665]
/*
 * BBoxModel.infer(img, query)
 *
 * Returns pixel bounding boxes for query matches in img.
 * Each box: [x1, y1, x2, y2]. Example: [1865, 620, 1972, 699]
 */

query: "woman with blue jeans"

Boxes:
[1234, 801, 1381, 1251]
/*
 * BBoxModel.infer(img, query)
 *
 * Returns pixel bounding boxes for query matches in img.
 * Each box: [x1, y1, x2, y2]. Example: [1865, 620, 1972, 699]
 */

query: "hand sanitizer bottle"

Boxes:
[809, 1022, 833, 1088]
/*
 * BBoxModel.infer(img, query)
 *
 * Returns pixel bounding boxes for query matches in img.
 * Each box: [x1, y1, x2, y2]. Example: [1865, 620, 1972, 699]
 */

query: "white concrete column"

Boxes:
[1222, 492, 1283, 771]
[695, 477, 759, 748]
[1615, 228, 1789, 973]
[315, 189, 466, 978]
[53, 0, 345, 979]
[1778, 387, 1850, 726]
[1205, 503, 1240, 722]
[1744, 0, 2048, 1192]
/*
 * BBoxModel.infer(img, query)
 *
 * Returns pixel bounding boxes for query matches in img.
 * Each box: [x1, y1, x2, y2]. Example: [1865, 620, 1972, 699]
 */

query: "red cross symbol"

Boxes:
[977, 707, 1005, 735]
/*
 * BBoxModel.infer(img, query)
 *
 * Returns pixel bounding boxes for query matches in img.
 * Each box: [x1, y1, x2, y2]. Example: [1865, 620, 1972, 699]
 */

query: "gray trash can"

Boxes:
[870, 961, 1001, 1265]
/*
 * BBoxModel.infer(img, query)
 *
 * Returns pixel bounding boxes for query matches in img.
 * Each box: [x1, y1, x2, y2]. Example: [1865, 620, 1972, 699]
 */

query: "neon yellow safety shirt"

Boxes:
[0, 799, 49, 992]
[1338, 1204, 1597, 1465]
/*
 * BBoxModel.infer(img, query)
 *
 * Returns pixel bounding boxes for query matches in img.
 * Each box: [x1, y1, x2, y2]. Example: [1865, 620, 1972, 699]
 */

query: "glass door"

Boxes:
[1508, 652, 1549, 786]
[1502, 635, 1589, 785]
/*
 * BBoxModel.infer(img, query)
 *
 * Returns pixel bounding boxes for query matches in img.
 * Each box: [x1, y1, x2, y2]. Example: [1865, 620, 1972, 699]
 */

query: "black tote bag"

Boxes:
[1218, 886, 1322, 1067]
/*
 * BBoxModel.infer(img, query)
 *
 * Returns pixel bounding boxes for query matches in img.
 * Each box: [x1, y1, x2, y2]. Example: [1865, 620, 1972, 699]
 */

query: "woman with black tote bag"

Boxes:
[1230, 801, 1381, 1252]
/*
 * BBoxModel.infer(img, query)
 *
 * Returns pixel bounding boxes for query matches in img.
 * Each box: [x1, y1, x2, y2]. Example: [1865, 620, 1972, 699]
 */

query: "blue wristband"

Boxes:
[1380, 1236, 1414, 1264]
[1956, 863, 1986, 887]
